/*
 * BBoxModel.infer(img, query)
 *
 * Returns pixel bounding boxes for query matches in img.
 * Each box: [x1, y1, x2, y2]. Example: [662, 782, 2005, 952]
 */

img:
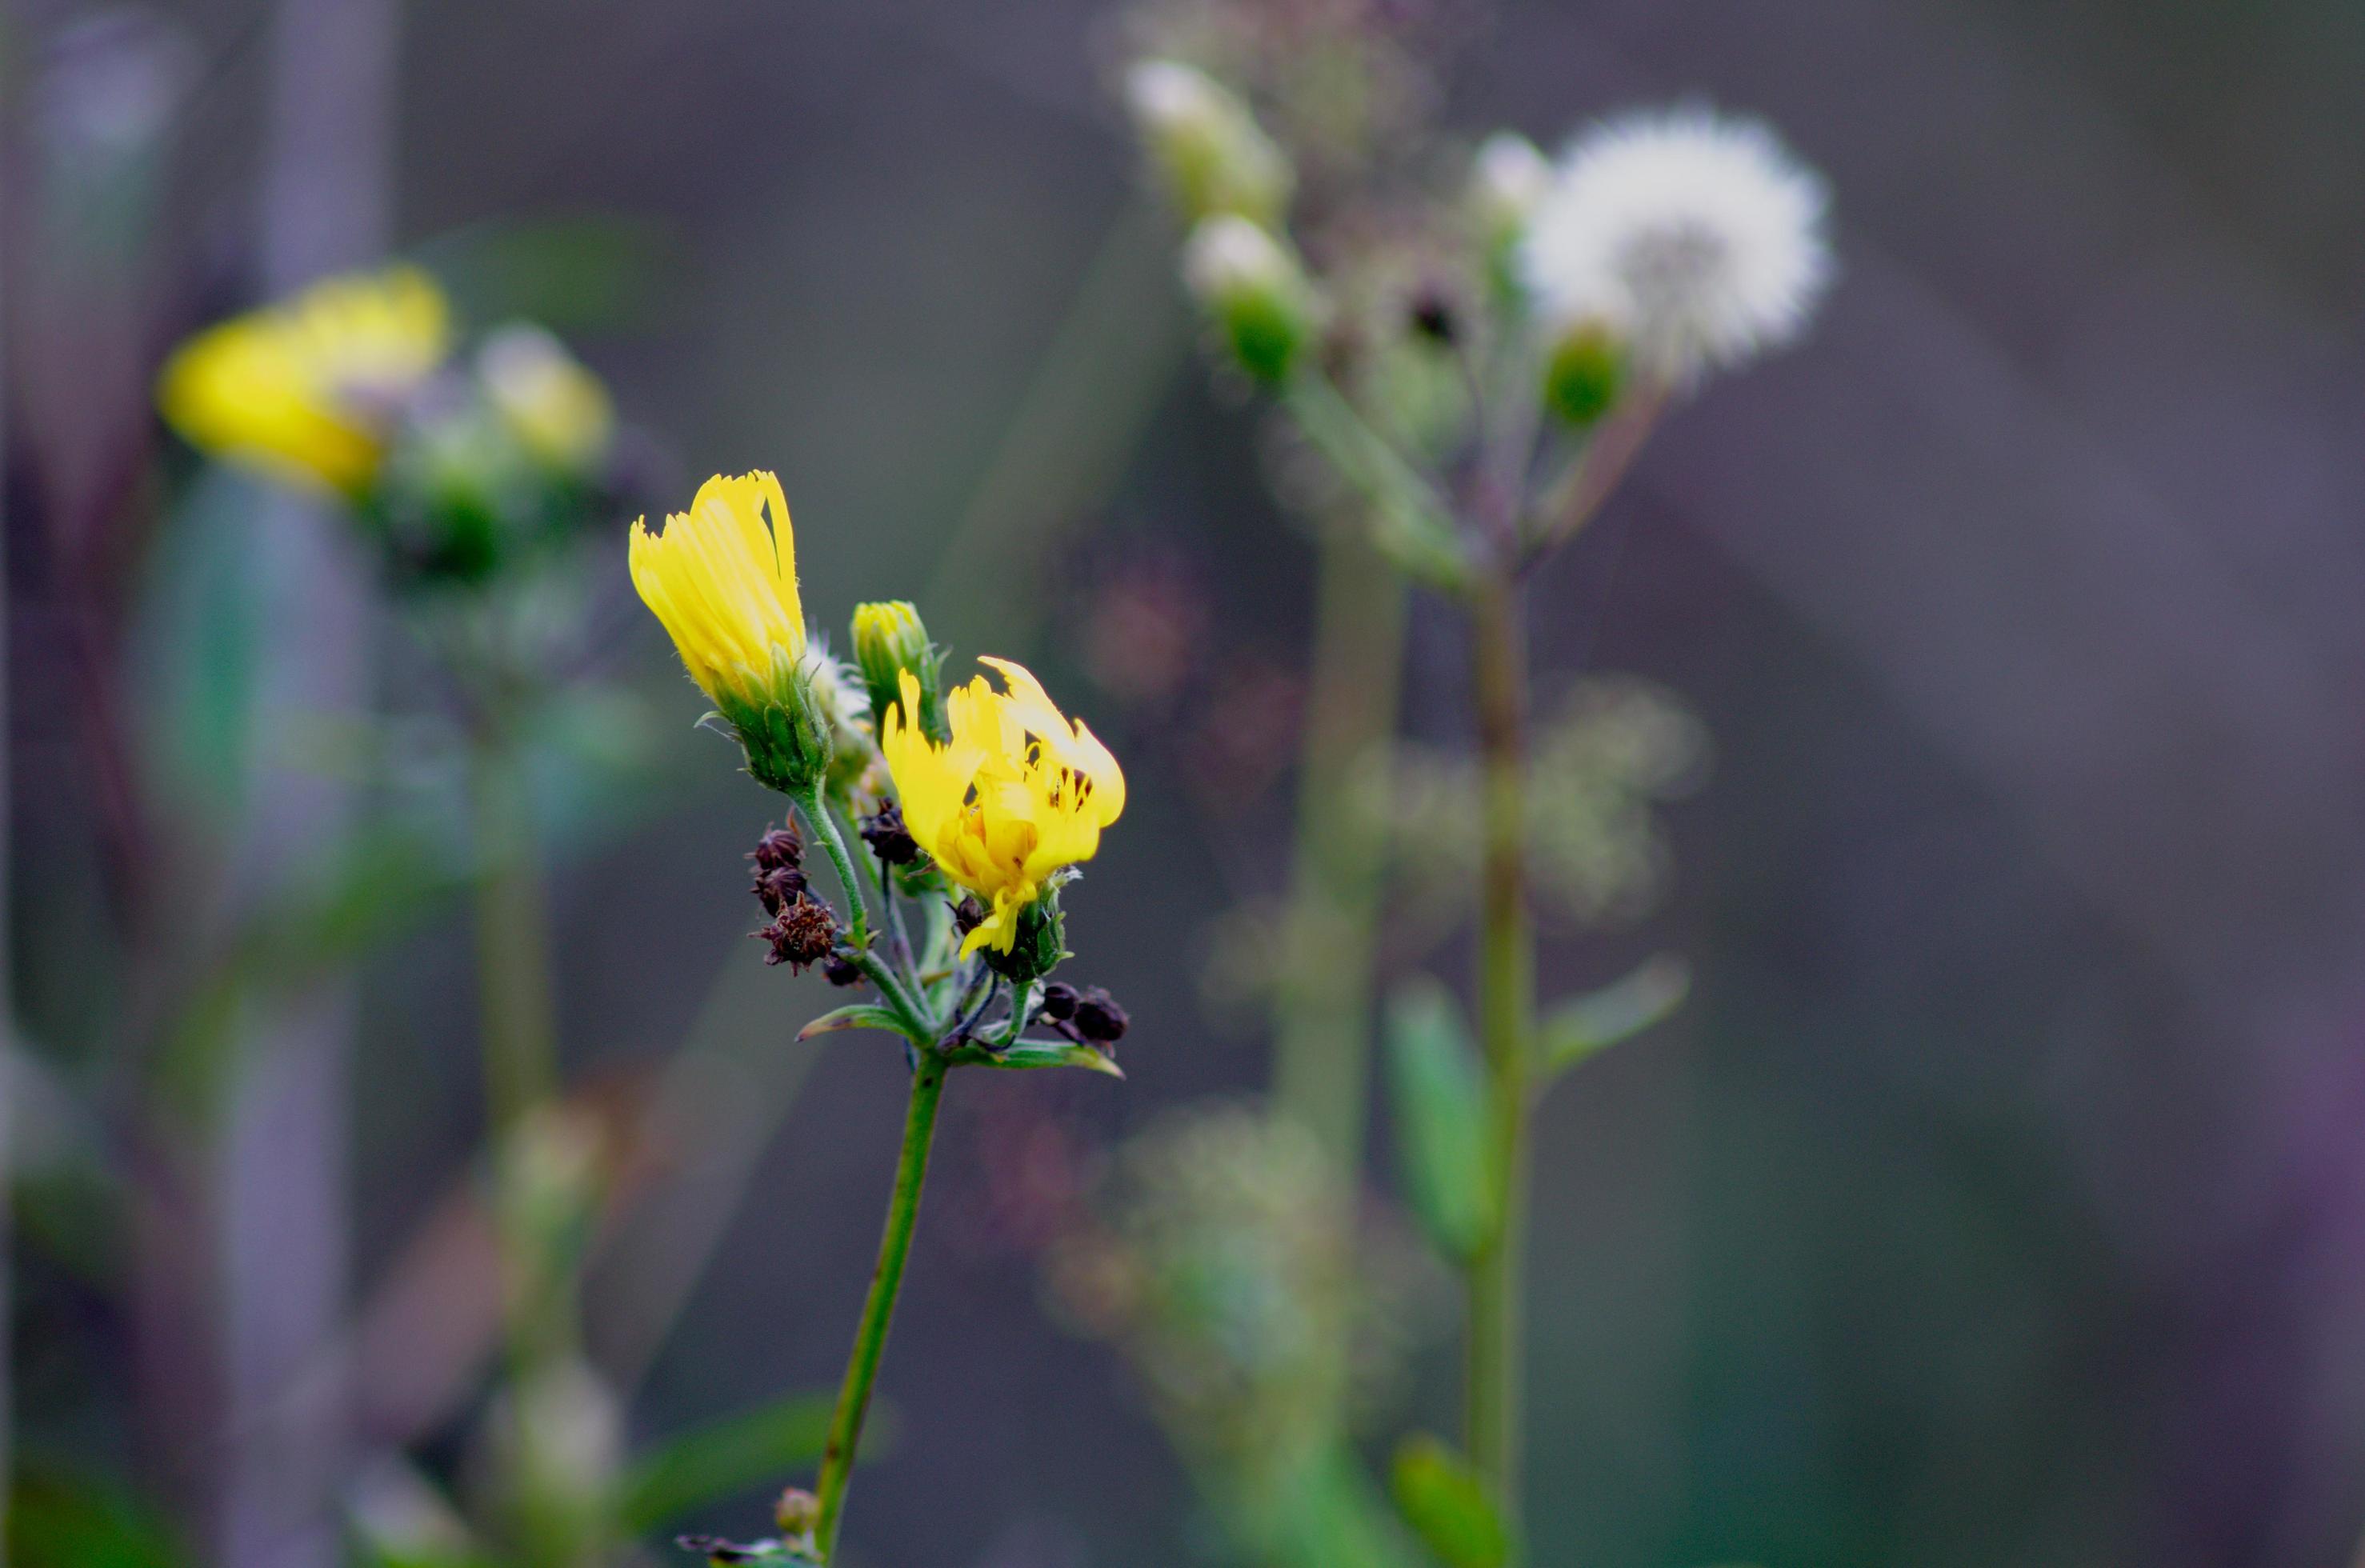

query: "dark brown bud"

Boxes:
[1408, 284, 1458, 346]
[750, 824, 803, 873]
[951, 894, 988, 938]
[1073, 986, 1129, 1044]
[756, 895, 838, 972]
[822, 952, 864, 988]
[752, 863, 808, 916]
[858, 800, 922, 866]
[1038, 981, 1079, 1022]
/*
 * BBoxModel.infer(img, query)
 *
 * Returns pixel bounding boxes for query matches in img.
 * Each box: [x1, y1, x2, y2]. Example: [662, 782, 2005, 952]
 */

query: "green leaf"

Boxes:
[795, 1005, 906, 1041]
[1389, 1435, 1510, 1568]
[618, 1394, 837, 1534]
[1538, 954, 1689, 1081]
[1384, 978, 1495, 1263]
[950, 1039, 1125, 1078]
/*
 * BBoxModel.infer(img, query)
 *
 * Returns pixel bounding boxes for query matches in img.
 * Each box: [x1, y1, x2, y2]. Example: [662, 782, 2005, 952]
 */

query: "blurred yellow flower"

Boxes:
[156, 264, 450, 494]
[881, 657, 1126, 957]
[627, 470, 806, 714]
[478, 324, 614, 475]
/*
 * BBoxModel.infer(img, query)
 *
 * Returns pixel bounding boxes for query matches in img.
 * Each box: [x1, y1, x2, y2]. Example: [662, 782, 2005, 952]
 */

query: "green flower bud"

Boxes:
[1123, 59, 1292, 226]
[852, 599, 946, 742]
[1542, 317, 1626, 426]
[1183, 216, 1315, 386]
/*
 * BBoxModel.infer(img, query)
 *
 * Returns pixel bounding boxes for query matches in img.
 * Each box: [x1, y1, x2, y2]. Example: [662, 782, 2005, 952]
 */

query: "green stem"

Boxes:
[797, 786, 870, 949]
[1283, 375, 1468, 588]
[813, 1053, 948, 1560]
[470, 726, 561, 1142]
[1465, 572, 1533, 1534]
[1269, 514, 1408, 1168]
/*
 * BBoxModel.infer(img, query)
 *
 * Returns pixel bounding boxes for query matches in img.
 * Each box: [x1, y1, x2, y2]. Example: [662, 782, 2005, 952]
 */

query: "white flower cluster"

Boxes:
[1519, 106, 1832, 384]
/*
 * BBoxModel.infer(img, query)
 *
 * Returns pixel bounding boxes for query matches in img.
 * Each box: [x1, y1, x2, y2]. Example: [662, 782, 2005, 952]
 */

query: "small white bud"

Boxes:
[1471, 131, 1551, 239]
[1182, 216, 1314, 384]
[1122, 58, 1291, 225]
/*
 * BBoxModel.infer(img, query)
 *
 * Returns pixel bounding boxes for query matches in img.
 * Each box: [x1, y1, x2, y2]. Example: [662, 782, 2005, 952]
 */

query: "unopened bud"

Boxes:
[1074, 987, 1130, 1045]
[774, 1487, 820, 1539]
[1123, 59, 1291, 226]
[851, 600, 946, 742]
[1542, 314, 1626, 426]
[1471, 133, 1551, 245]
[1038, 981, 1080, 1022]
[1182, 216, 1313, 385]
[858, 799, 922, 866]
[750, 825, 803, 872]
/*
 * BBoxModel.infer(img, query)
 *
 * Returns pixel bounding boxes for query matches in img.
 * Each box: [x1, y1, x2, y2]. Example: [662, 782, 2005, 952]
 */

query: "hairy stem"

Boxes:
[1270, 514, 1408, 1166]
[1466, 572, 1534, 1529]
[796, 786, 870, 950]
[814, 1054, 948, 1560]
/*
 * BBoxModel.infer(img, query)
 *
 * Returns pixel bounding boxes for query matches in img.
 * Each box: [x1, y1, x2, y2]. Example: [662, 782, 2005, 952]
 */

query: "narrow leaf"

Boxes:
[1389, 1434, 1511, 1568]
[1538, 954, 1689, 1080]
[619, 1393, 836, 1533]
[1383, 978, 1495, 1263]
[796, 1005, 905, 1041]
[955, 1040, 1125, 1078]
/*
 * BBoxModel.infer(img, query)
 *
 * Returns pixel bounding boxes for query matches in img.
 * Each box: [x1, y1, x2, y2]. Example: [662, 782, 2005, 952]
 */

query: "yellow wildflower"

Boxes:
[880, 657, 1126, 958]
[630, 471, 832, 793]
[157, 264, 450, 494]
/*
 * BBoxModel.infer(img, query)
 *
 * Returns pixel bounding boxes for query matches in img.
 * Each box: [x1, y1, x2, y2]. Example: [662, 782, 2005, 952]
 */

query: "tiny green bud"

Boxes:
[1182, 216, 1314, 385]
[1542, 317, 1625, 426]
[1123, 58, 1292, 226]
[852, 599, 946, 742]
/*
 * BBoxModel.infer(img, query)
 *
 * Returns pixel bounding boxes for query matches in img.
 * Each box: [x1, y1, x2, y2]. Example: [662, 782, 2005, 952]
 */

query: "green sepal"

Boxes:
[1389, 1434, 1511, 1568]
[1538, 954, 1688, 1082]
[978, 892, 1066, 986]
[714, 646, 833, 795]
[1384, 976, 1497, 1262]
[1543, 323, 1625, 426]
[797, 1004, 909, 1041]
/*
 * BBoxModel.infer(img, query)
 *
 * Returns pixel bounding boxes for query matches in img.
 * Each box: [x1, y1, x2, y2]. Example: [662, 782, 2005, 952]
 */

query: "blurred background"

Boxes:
[9, 0, 2365, 1565]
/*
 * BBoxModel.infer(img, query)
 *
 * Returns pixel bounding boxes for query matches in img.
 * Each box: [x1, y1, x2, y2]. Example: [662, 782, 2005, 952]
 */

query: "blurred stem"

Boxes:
[814, 1053, 947, 1562]
[1270, 515, 1407, 1166]
[470, 724, 559, 1142]
[1283, 375, 1466, 588]
[1526, 386, 1667, 564]
[1465, 570, 1533, 1531]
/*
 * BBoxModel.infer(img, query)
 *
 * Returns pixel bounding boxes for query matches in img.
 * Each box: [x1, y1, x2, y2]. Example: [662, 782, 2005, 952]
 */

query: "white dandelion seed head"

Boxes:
[1519, 106, 1832, 384]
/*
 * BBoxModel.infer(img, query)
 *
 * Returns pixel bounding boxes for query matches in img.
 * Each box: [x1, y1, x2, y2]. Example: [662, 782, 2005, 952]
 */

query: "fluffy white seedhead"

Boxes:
[1519, 106, 1832, 383]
